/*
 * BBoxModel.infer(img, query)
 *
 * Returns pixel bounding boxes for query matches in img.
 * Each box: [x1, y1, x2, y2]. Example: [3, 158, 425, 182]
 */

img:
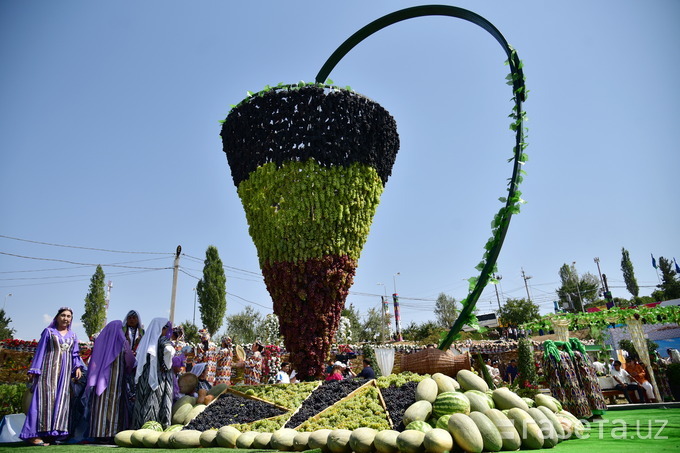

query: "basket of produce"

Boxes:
[401, 349, 470, 377]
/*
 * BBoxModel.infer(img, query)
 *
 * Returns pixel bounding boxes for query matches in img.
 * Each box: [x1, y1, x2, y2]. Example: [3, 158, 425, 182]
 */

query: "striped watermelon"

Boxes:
[406, 421, 433, 433]
[141, 421, 163, 432]
[433, 392, 470, 418]
[164, 424, 184, 432]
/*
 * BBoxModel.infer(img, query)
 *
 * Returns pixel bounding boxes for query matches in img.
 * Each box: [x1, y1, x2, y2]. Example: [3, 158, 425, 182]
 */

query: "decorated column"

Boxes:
[626, 315, 662, 402]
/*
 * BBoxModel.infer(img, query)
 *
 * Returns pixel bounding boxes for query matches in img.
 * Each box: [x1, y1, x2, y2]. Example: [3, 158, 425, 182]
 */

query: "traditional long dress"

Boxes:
[87, 320, 135, 438]
[131, 318, 174, 429]
[571, 351, 608, 413]
[244, 351, 263, 385]
[194, 341, 218, 385]
[542, 349, 593, 418]
[20, 325, 84, 441]
[214, 346, 233, 386]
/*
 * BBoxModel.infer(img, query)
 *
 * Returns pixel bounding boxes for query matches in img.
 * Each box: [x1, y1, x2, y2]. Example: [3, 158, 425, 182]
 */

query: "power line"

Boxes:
[0, 268, 166, 288]
[0, 256, 170, 274]
[0, 251, 172, 270]
[0, 234, 172, 255]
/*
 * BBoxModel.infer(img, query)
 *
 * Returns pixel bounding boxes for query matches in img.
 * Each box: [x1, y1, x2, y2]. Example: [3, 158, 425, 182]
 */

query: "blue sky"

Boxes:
[1, 1, 678, 341]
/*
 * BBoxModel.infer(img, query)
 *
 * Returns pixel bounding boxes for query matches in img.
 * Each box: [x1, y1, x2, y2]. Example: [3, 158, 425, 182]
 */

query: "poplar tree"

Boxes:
[82, 265, 107, 337]
[197, 245, 227, 336]
[620, 247, 639, 298]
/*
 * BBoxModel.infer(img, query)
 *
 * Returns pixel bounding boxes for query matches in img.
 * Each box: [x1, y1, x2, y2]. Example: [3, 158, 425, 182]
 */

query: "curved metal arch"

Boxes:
[315, 5, 527, 350]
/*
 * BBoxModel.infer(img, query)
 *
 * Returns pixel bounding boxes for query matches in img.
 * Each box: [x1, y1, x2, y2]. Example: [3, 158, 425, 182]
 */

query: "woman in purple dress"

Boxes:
[20, 307, 85, 446]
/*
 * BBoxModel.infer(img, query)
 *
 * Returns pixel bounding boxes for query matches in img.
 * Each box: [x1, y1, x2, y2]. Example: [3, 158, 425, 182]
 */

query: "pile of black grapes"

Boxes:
[284, 379, 366, 428]
[184, 392, 287, 431]
[379, 380, 418, 431]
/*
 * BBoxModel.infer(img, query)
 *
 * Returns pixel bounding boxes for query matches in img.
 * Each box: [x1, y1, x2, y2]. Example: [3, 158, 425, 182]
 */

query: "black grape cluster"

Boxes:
[284, 379, 365, 428]
[184, 393, 287, 431]
[379, 380, 418, 431]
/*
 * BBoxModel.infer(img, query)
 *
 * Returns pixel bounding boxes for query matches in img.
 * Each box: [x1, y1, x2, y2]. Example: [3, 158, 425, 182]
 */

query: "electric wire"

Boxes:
[0, 251, 173, 270]
[0, 234, 172, 255]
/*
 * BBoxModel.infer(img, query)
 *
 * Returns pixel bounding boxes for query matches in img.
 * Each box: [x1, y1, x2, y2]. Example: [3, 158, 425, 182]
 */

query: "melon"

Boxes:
[216, 425, 241, 448]
[236, 431, 258, 449]
[271, 428, 298, 451]
[184, 403, 207, 424]
[522, 397, 536, 408]
[468, 412, 502, 452]
[199, 429, 219, 448]
[527, 408, 558, 447]
[534, 394, 559, 412]
[432, 392, 470, 418]
[374, 429, 401, 453]
[556, 415, 574, 440]
[172, 395, 196, 415]
[130, 429, 154, 447]
[208, 382, 228, 397]
[403, 400, 433, 426]
[255, 432, 274, 449]
[396, 430, 426, 453]
[172, 402, 194, 425]
[492, 388, 530, 412]
[157, 431, 174, 449]
[327, 429, 353, 453]
[350, 427, 378, 453]
[141, 430, 163, 448]
[456, 369, 489, 393]
[464, 390, 493, 413]
[292, 432, 310, 451]
[141, 420, 164, 431]
[484, 408, 522, 451]
[447, 413, 483, 453]
[431, 373, 460, 393]
[406, 421, 433, 433]
[114, 430, 135, 447]
[536, 406, 565, 441]
[506, 408, 544, 449]
[165, 424, 184, 432]
[415, 378, 439, 403]
[557, 410, 585, 438]
[423, 428, 453, 453]
[308, 429, 332, 453]
[170, 429, 202, 448]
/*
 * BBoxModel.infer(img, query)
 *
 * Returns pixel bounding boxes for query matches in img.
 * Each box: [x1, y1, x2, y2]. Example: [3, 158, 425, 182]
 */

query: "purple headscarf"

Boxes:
[87, 320, 131, 395]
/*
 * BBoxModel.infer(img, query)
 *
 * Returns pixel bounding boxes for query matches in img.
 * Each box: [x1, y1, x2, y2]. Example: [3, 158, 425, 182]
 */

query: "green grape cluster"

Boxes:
[376, 372, 429, 389]
[296, 386, 390, 432]
[234, 382, 321, 409]
[230, 412, 292, 433]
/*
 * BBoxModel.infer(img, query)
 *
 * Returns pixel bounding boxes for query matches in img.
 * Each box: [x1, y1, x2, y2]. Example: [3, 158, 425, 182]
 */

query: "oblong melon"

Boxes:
[236, 431, 258, 449]
[403, 400, 433, 426]
[468, 411, 502, 452]
[431, 373, 460, 393]
[374, 429, 400, 453]
[492, 388, 530, 412]
[327, 429, 353, 453]
[396, 430, 426, 453]
[456, 369, 489, 393]
[536, 406, 565, 441]
[350, 427, 378, 453]
[308, 429, 332, 453]
[484, 408, 522, 451]
[169, 429, 202, 448]
[200, 429, 219, 448]
[415, 378, 439, 403]
[271, 428, 298, 451]
[506, 408, 544, 449]
[527, 407, 558, 448]
[255, 432, 274, 449]
[423, 428, 453, 453]
[114, 430, 135, 447]
[216, 425, 241, 448]
[447, 413, 483, 453]
[130, 429, 154, 447]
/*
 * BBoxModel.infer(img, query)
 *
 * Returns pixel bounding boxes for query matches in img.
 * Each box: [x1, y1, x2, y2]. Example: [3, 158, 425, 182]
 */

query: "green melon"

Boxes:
[141, 420, 164, 431]
[484, 408, 522, 451]
[114, 430, 135, 447]
[406, 421, 433, 433]
[536, 406, 565, 441]
[464, 390, 494, 413]
[456, 369, 489, 393]
[169, 430, 202, 448]
[403, 400, 433, 426]
[447, 413, 483, 453]
[183, 403, 207, 424]
[396, 430, 426, 453]
[130, 429, 154, 447]
[216, 425, 241, 448]
[157, 431, 174, 449]
[506, 408, 544, 449]
[208, 383, 228, 397]
[374, 429, 400, 453]
[435, 414, 451, 430]
[432, 392, 470, 418]
[431, 373, 460, 393]
[522, 397, 536, 408]
[171, 395, 196, 415]
[255, 432, 274, 449]
[141, 430, 163, 448]
[271, 428, 298, 451]
[172, 402, 194, 425]
[468, 411, 502, 452]
[236, 431, 258, 449]
[527, 408, 558, 448]
[327, 429, 353, 453]
[423, 428, 453, 453]
[349, 427, 378, 453]
[199, 429, 219, 448]
[415, 378, 439, 403]
[534, 394, 559, 412]
[308, 429, 332, 453]
[492, 388, 530, 412]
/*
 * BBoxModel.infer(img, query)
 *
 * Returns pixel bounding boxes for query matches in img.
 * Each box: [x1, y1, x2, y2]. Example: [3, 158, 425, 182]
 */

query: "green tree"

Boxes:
[434, 293, 459, 329]
[359, 307, 386, 342]
[657, 257, 680, 301]
[0, 309, 16, 339]
[618, 338, 659, 358]
[180, 321, 200, 344]
[496, 298, 540, 327]
[197, 245, 227, 336]
[556, 263, 600, 312]
[81, 265, 107, 338]
[620, 247, 639, 298]
[225, 306, 262, 344]
[401, 320, 443, 344]
[341, 303, 362, 342]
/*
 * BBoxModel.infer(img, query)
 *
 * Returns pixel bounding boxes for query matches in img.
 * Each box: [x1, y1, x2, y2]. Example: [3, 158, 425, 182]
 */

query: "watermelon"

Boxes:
[164, 424, 184, 432]
[423, 428, 453, 453]
[435, 414, 451, 430]
[141, 420, 163, 431]
[406, 421, 433, 433]
[447, 413, 483, 453]
[396, 430, 426, 453]
[432, 392, 470, 418]
[456, 369, 489, 392]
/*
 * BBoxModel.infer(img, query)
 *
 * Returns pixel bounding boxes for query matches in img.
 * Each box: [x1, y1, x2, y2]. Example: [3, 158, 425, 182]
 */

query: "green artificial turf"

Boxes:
[0, 408, 677, 452]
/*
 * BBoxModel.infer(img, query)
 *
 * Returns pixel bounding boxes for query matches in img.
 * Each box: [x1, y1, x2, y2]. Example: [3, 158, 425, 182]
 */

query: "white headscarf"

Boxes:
[135, 317, 169, 390]
[190, 362, 207, 378]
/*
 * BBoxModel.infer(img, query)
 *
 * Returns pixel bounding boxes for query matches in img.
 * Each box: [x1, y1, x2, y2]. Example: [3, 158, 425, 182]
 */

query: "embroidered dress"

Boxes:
[542, 349, 592, 419]
[215, 347, 233, 385]
[571, 351, 607, 413]
[195, 342, 218, 385]
[244, 351, 263, 385]
[20, 327, 84, 440]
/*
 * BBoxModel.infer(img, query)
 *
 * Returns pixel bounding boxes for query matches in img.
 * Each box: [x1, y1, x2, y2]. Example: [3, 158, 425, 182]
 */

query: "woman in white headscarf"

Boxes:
[131, 317, 175, 429]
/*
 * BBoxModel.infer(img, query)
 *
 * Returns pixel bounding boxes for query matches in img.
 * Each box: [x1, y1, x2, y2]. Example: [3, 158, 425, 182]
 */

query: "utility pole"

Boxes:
[169, 245, 182, 324]
[521, 268, 532, 302]
[104, 280, 113, 323]
[572, 261, 585, 313]
[493, 274, 503, 310]
[593, 257, 605, 292]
